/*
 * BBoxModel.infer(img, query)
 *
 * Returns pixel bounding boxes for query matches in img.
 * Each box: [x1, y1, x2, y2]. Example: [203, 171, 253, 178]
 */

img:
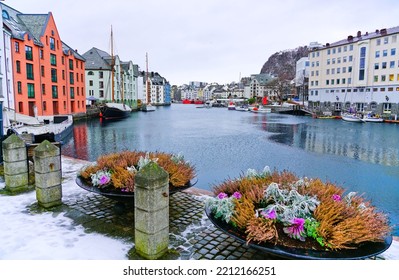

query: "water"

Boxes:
[62, 104, 399, 235]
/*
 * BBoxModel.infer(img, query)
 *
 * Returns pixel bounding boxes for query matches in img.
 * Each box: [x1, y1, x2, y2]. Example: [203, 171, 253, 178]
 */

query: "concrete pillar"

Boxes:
[2, 134, 29, 192]
[34, 140, 62, 208]
[134, 162, 169, 260]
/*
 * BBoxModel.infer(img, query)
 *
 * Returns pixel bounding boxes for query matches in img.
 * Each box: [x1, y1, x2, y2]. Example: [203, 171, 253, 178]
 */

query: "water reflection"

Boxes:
[256, 117, 399, 167]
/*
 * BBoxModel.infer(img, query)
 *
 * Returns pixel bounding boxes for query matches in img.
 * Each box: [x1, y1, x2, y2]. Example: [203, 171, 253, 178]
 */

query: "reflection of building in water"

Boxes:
[72, 125, 88, 159]
[301, 125, 399, 166]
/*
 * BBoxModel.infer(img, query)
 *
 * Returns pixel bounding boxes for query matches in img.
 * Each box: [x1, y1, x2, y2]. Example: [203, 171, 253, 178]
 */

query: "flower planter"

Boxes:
[76, 176, 195, 203]
[205, 205, 392, 260]
[205, 167, 393, 259]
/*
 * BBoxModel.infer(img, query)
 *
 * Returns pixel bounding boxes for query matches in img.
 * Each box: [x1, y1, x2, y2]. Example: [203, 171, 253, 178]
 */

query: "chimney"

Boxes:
[326, 43, 330, 47]
[357, 31, 361, 37]
[347, 35, 354, 41]
[376, 29, 380, 34]
[381, 28, 387, 35]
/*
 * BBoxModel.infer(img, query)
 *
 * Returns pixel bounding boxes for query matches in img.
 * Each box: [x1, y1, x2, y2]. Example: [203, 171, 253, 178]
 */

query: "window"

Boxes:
[342, 78, 346, 84]
[359, 47, 366, 80]
[390, 61, 395, 68]
[99, 81, 104, 88]
[337, 57, 341, 64]
[389, 74, 394, 81]
[26, 63, 34, 79]
[41, 66, 45, 77]
[62, 57, 65, 65]
[99, 71, 103, 78]
[50, 54, 57, 65]
[17, 81, 22, 93]
[382, 62, 387, 69]
[50, 37, 55, 50]
[326, 69, 330, 75]
[376, 39, 381, 46]
[16, 61, 21, 73]
[14, 42, 20, 53]
[343, 67, 346, 73]
[69, 72, 74, 84]
[327, 49, 331, 55]
[69, 59, 73, 70]
[51, 68, 57, 82]
[376, 51, 380, 58]
[375, 63, 379, 70]
[393, 35, 398, 43]
[344, 46, 347, 52]
[391, 48, 396, 56]
[349, 45, 354, 51]
[25, 46, 33, 60]
[327, 59, 330, 65]
[384, 37, 389, 44]
[43, 101, 47, 111]
[27, 83, 35, 98]
[52, 85, 58, 98]
[70, 87, 75, 99]
[42, 84, 45, 94]
[88, 71, 94, 76]
[326, 80, 329, 85]
[89, 80, 93, 86]
[349, 55, 353, 62]
[381, 75, 386, 81]
[337, 68, 341, 74]
[374, 75, 378, 82]
[40, 50, 44, 59]
[332, 58, 336, 64]
[383, 49, 388, 57]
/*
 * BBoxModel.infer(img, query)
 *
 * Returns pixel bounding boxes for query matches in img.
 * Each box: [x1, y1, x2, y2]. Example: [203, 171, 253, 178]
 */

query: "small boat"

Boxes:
[235, 105, 248, 111]
[341, 113, 365, 123]
[227, 102, 236, 110]
[363, 113, 384, 123]
[251, 106, 271, 113]
[141, 103, 155, 112]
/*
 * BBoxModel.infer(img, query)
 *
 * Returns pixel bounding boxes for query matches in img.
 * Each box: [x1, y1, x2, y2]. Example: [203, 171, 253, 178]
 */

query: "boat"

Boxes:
[341, 113, 365, 123]
[99, 26, 132, 119]
[141, 52, 156, 112]
[3, 109, 73, 143]
[235, 105, 248, 111]
[251, 106, 271, 113]
[363, 113, 384, 123]
[227, 101, 236, 110]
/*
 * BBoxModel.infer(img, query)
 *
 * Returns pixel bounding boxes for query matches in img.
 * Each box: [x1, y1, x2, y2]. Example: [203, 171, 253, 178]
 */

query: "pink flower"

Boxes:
[99, 175, 110, 185]
[261, 209, 277, 220]
[332, 194, 341, 201]
[217, 192, 228, 199]
[232, 192, 242, 199]
[283, 218, 306, 241]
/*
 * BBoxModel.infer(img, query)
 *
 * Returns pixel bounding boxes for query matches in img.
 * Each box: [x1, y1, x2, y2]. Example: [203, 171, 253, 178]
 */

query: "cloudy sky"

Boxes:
[4, 0, 399, 85]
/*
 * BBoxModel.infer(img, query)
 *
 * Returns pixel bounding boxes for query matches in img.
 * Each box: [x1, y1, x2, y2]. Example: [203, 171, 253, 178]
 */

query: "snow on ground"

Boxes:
[0, 156, 131, 260]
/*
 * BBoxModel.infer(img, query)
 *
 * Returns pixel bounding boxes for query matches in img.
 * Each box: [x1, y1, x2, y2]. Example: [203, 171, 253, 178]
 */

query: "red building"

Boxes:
[2, 4, 86, 117]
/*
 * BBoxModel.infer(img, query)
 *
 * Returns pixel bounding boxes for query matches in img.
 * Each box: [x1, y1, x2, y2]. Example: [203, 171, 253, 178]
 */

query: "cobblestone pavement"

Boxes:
[56, 187, 391, 260]
[60, 188, 283, 260]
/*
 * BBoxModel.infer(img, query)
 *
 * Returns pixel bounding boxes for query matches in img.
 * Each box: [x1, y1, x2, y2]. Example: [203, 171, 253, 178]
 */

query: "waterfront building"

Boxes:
[242, 73, 277, 101]
[294, 57, 310, 102]
[82, 47, 138, 109]
[1, 3, 86, 117]
[143, 71, 169, 105]
[308, 26, 399, 118]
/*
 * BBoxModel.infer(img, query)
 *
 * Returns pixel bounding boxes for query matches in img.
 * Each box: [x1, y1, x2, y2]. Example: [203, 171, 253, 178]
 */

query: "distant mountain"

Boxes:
[260, 46, 309, 80]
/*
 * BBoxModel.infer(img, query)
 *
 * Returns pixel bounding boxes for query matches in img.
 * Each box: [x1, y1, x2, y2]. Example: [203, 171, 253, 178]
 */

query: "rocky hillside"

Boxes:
[260, 46, 309, 80]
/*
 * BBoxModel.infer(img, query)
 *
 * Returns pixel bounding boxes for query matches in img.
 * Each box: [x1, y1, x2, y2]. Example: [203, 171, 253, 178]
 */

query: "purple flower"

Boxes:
[232, 192, 242, 199]
[261, 209, 277, 220]
[217, 192, 228, 199]
[283, 218, 306, 241]
[99, 175, 110, 185]
[332, 194, 341, 202]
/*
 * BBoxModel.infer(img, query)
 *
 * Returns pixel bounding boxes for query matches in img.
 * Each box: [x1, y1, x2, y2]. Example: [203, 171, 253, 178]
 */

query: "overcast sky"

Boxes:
[4, 0, 399, 85]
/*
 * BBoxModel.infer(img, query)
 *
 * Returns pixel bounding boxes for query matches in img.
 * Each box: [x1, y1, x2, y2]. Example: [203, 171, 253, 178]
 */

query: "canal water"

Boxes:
[62, 104, 399, 235]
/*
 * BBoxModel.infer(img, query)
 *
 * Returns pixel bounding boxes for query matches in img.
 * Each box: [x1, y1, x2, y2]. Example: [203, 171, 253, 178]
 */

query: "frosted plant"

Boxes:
[245, 165, 271, 178]
[137, 152, 158, 170]
[171, 152, 185, 164]
[206, 192, 242, 224]
[126, 166, 137, 173]
[261, 182, 320, 223]
[91, 169, 112, 188]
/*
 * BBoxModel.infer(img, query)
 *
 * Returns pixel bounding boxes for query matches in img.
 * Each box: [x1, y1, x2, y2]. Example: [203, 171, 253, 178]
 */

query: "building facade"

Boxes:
[83, 47, 138, 109]
[308, 26, 399, 117]
[2, 4, 86, 117]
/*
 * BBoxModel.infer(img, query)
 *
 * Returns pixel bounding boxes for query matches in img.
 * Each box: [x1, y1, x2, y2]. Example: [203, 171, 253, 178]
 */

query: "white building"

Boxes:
[82, 47, 138, 109]
[308, 26, 399, 117]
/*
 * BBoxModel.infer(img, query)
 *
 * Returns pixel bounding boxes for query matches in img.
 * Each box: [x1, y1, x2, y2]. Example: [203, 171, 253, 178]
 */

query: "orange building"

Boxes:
[2, 5, 86, 117]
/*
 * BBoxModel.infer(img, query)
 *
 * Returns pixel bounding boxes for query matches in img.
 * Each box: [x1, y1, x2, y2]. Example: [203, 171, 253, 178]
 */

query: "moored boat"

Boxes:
[341, 113, 365, 123]
[363, 113, 384, 123]
[251, 106, 271, 113]
[99, 103, 131, 119]
[227, 101, 236, 110]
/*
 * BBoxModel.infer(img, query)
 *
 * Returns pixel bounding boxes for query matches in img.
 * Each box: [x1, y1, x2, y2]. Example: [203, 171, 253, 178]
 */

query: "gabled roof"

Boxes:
[82, 47, 112, 70]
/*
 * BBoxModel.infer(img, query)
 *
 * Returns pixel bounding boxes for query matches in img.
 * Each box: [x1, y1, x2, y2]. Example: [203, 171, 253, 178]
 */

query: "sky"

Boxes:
[4, 0, 399, 85]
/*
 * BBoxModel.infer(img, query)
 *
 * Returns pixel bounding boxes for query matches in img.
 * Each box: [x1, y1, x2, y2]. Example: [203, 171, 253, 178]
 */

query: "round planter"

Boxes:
[205, 206, 392, 260]
[76, 176, 195, 203]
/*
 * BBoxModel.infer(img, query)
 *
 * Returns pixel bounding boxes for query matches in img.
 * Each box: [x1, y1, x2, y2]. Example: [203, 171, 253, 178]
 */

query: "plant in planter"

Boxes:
[78, 151, 196, 193]
[206, 167, 392, 253]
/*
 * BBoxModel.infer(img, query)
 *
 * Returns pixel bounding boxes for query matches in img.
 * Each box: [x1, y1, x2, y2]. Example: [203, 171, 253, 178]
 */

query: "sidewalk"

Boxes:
[1, 156, 397, 260]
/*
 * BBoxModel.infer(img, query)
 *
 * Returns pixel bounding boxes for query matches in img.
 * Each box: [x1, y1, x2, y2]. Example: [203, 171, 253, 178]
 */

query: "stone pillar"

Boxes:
[2, 134, 29, 192]
[34, 140, 62, 208]
[134, 162, 169, 260]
